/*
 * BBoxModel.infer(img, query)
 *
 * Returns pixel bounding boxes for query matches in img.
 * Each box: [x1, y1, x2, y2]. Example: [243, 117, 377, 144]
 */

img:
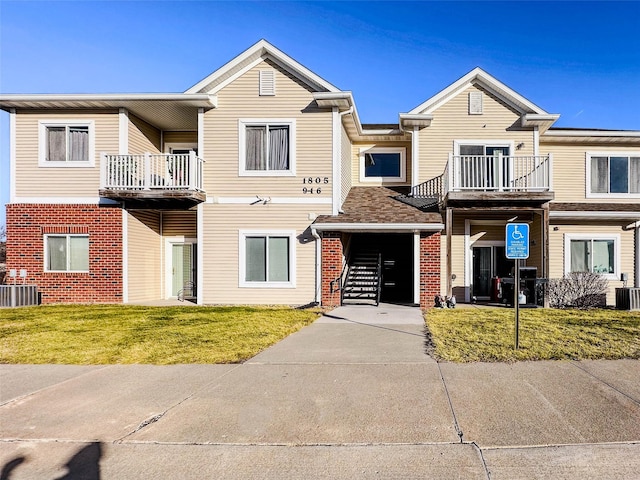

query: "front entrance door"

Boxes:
[169, 243, 196, 299]
[472, 245, 512, 300]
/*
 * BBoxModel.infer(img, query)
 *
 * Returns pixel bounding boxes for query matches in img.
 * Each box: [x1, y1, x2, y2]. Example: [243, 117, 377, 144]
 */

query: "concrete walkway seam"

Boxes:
[436, 361, 464, 443]
[570, 361, 640, 407]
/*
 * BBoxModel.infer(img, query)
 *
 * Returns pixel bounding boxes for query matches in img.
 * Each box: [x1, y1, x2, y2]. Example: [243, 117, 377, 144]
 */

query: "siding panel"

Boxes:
[127, 211, 162, 302]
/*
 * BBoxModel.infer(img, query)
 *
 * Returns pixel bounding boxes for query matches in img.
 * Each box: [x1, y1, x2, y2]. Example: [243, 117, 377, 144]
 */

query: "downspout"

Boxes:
[311, 227, 322, 305]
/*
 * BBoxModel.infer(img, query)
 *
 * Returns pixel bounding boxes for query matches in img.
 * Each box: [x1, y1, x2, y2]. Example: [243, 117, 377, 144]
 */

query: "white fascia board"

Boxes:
[312, 223, 444, 232]
[0, 93, 217, 110]
[544, 129, 640, 138]
[408, 67, 547, 116]
[185, 39, 339, 94]
[550, 211, 640, 220]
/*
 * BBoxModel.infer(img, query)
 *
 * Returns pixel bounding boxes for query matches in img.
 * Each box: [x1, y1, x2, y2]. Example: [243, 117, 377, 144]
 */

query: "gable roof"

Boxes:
[185, 39, 340, 95]
[401, 67, 560, 133]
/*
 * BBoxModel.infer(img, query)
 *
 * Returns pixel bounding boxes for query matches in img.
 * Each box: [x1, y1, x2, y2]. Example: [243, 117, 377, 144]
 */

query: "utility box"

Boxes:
[616, 288, 640, 311]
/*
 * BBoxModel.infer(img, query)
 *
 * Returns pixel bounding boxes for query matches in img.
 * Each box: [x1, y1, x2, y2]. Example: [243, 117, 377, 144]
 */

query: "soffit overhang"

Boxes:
[0, 93, 216, 130]
[542, 129, 640, 145]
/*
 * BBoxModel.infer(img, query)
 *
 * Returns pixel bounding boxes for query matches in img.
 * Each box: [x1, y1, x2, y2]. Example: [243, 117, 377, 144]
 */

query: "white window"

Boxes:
[587, 153, 640, 197]
[44, 235, 89, 272]
[564, 234, 620, 280]
[359, 147, 406, 182]
[238, 119, 296, 176]
[239, 230, 296, 288]
[39, 120, 95, 167]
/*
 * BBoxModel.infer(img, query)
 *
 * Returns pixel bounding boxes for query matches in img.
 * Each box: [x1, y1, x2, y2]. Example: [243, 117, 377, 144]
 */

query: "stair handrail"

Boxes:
[376, 252, 382, 306]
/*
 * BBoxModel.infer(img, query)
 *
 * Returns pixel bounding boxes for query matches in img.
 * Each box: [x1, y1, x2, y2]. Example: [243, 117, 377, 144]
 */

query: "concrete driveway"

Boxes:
[1, 303, 639, 479]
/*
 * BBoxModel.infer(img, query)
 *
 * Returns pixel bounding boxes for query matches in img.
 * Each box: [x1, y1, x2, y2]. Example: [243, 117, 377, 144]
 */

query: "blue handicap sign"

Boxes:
[505, 223, 529, 259]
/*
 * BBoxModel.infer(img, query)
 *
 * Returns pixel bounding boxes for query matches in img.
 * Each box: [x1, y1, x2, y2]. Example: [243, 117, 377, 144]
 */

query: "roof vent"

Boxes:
[259, 70, 276, 96]
[469, 91, 483, 115]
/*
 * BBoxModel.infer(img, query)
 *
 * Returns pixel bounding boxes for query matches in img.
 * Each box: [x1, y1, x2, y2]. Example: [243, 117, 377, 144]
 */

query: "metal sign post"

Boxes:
[506, 223, 530, 350]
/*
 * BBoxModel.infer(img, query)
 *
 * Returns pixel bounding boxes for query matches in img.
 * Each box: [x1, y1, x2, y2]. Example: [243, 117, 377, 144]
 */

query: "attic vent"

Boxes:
[469, 91, 483, 115]
[259, 70, 276, 96]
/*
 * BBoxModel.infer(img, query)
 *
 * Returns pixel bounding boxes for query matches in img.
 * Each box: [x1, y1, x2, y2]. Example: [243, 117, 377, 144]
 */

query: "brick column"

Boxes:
[420, 231, 441, 309]
[321, 232, 343, 307]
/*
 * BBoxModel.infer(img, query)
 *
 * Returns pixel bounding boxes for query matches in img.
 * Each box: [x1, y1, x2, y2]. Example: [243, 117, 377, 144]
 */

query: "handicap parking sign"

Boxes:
[505, 223, 529, 259]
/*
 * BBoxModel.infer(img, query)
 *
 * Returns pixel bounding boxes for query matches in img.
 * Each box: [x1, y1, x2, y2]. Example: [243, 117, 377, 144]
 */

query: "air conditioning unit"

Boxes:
[616, 288, 640, 311]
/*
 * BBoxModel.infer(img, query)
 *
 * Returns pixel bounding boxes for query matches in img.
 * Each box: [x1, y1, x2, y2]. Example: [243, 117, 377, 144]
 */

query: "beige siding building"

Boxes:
[2, 40, 639, 308]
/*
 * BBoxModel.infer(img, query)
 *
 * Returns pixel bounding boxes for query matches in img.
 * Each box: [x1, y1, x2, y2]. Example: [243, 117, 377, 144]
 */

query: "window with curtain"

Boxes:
[568, 237, 616, 276]
[590, 155, 640, 194]
[45, 235, 89, 272]
[45, 125, 90, 162]
[244, 124, 290, 171]
[245, 235, 290, 283]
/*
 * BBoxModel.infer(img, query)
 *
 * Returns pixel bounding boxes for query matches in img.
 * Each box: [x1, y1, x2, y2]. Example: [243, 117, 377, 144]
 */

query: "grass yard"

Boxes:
[426, 307, 640, 362]
[0, 304, 321, 365]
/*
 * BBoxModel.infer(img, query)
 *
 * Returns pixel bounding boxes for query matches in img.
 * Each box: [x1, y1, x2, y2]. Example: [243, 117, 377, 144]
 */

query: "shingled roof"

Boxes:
[314, 186, 443, 227]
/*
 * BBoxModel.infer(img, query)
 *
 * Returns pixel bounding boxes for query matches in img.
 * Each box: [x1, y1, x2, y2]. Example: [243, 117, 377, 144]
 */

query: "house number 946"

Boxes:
[302, 177, 329, 194]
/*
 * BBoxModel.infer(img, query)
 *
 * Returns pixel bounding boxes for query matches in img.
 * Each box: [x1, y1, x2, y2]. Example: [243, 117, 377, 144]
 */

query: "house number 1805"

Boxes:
[302, 177, 328, 194]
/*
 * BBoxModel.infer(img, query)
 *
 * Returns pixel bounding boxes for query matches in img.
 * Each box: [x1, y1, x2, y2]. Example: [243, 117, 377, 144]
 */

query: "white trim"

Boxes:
[312, 223, 444, 232]
[164, 237, 197, 299]
[184, 39, 339, 94]
[43, 233, 90, 273]
[198, 107, 205, 159]
[413, 232, 420, 305]
[13, 196, 119, 204]
[454, 140, 515, 155]
[359, 146, 406, 183]
[118, 108, 128, 155]
[238, 118, 296, 177]
[38, 120, 95, 167]
[533, 126, 539, 157]
[411, 127, 419, 189]
[238, 229, 297, 289]
[550, 211, 640, 220]
[545, 129, 640, 138]
[409, 67, 548, 116]
[9, 108, 16, 203]
[464, 219, 471, 303]
[197, 203, 204, 305]
[585, 151, 640, 199]
[121, 209, 128, 303]
[212, 196, 332, 205]
[332, 107, 340, 215]
[563, 233, 621, 281]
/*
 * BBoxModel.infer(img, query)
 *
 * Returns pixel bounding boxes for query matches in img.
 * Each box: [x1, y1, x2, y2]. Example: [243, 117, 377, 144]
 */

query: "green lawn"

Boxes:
[426, 307, 640, 362]
[0, 305, 321, 364]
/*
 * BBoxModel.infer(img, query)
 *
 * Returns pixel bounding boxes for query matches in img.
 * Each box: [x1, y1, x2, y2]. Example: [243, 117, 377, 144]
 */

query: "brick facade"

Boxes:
[420, 232, 441, 309]
[5, 204, 123, 304]
[320, 232, 343, 307]
[320, 231, 441, 310]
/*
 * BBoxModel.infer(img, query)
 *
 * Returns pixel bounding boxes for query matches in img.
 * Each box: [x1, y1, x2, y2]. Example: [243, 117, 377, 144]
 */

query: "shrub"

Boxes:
[547, 272, 608, 308]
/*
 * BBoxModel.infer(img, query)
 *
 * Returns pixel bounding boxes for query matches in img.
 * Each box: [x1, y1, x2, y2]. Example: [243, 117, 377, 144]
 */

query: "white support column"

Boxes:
[9, 108, 16, 203]
[332, 107, 341, 215]
[121, 209, 128, 303]
[413, 231, 420, 305]
[411, 127, 420, 189]
[464, 218, 471, 303]
[197, 107, 205, 305]
[119, 108, 129, 155]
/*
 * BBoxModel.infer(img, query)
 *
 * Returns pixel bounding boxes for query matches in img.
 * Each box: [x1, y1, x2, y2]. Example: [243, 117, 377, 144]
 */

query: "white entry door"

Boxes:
[167, 241, 196, 299]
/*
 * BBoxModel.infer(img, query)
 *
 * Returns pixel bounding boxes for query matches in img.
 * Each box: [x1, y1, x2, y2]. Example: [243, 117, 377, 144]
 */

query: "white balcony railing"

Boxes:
[447, 153, 552, 193]
[100, 152, 205, 191]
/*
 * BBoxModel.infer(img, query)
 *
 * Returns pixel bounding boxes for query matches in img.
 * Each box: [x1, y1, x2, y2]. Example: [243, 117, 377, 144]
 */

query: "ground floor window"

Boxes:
[44, 235, 89, 272]
[239, 230, 295, 287]
[564, 234, 619, 279]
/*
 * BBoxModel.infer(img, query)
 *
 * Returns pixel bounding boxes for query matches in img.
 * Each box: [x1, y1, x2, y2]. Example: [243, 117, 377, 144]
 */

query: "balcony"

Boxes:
[99, 153, 206, 208]
[412, 154, 554, 208]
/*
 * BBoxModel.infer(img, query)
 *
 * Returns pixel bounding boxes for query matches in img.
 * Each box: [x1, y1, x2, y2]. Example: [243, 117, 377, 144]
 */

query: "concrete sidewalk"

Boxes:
[1, 303, 639, 479]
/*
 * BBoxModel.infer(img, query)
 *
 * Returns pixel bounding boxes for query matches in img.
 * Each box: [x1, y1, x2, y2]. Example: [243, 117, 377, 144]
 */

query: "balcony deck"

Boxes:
[412, 154, 554, 208]
[99, 153, 205, 208]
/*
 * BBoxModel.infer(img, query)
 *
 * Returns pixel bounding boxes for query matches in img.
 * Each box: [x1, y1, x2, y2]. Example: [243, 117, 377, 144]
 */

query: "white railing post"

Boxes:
[190, 151, 197, 189]
[497, 152, 503, 191]
[547, 153, 553, 191]
[449, 153, 456, 191]
[100, 152, 107, 188]
[144, 153, 151, 190]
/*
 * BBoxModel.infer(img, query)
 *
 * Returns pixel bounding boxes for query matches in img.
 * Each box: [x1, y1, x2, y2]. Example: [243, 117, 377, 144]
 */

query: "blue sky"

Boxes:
[1, 1, 639, 227]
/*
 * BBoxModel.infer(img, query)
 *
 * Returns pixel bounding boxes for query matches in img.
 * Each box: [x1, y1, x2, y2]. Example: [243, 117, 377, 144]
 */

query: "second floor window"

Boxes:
[239, 119, 296, 176]
[39, 121, 94, 167]
[359, 147, 406, 182]
[589, 154, 640, 195]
